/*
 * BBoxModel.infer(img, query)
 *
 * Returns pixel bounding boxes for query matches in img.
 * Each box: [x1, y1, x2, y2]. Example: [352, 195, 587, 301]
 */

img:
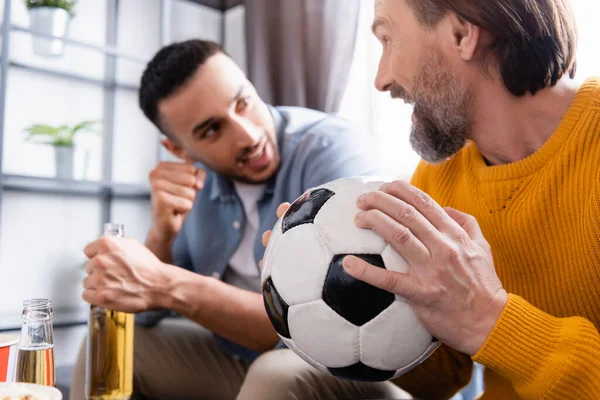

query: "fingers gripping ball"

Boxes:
[261, 177, 440, 382]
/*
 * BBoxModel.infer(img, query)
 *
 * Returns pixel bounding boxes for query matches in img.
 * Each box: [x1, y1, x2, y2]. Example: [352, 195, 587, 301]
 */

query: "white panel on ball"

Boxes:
[260, 218, 283, 285]
[359, 301, 432, 371]
[381, 245, 410, 303]
[270, 224, 333, 306]
[288, 300, 360, 368]
[381, 245, 409, 274]
[317, 176, 387, 194]
[314, 177, 388, 255]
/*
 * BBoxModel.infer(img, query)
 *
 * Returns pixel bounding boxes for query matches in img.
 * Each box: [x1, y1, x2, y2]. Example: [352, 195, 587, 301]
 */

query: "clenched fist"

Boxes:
[148, 162, 206, 243]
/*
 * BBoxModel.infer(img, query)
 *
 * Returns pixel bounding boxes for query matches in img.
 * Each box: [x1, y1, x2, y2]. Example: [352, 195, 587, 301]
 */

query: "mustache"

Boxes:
[390, 84, 414, 104]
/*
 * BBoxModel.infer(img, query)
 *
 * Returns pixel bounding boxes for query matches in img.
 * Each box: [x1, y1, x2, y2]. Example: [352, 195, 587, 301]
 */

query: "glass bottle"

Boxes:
[15, 298, 56, 386]
[85, 223, 134, 400]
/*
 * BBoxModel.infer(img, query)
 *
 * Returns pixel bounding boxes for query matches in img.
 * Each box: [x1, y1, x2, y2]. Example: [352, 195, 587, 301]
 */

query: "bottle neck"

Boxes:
[104, 223, 124, 237]
[20, 299, 54, 349]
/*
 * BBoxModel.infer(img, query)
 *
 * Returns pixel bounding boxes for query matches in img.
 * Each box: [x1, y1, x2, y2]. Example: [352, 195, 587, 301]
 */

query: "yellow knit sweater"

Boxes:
[393, 78, 600, 399]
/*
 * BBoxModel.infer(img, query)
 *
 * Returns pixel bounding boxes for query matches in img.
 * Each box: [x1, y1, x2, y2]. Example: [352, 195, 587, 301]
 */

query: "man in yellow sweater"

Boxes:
[338, 0, 600, 398]
[266, 0, 599, 398]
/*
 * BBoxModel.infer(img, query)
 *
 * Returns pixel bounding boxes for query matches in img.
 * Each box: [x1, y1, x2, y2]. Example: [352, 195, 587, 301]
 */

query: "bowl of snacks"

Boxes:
[0, 382, 62, 400]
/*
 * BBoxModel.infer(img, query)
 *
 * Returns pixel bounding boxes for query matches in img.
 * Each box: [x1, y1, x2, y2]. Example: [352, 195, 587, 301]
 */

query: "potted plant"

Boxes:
[25, 0, 77, 57]
[22, 120, 102, 180]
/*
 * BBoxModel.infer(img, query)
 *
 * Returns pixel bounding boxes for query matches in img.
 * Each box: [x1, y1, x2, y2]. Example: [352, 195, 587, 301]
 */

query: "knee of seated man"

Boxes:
[246, 349, 317, 385]
[132, 326, 153, 353]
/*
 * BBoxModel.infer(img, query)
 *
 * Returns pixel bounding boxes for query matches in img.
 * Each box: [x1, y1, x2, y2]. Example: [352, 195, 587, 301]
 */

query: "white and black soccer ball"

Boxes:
[261, 177, 440, 382]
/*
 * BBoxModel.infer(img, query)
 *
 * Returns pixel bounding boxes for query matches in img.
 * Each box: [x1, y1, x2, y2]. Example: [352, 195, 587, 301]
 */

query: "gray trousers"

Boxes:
[70, 319, 411, 400]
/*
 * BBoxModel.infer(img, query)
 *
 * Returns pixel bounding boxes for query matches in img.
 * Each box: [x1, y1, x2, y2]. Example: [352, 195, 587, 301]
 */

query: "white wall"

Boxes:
[0, 0, 246, 366]
[338, 0, 420, 181]
[570, 1, 600, 79]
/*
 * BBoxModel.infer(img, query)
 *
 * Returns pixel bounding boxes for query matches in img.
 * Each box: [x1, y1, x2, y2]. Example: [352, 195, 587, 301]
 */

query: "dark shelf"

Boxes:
[10, 61, 139, 92]
[11, 25, 147, 64]
[111, 182, 153, 199]
[0, 308, 88, 332]
[187, 0, 244, 12]
[2, 174, 151, 200]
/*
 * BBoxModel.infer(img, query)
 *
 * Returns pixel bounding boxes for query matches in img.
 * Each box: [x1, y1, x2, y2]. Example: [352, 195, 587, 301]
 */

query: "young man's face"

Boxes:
[158, 53, 280, 184]
[373, 0, 474, 164]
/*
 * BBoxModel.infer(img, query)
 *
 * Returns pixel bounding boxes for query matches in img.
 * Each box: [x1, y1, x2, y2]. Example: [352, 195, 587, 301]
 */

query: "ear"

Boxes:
[448, 14, 481, 61]
[161, 138, 195, 163]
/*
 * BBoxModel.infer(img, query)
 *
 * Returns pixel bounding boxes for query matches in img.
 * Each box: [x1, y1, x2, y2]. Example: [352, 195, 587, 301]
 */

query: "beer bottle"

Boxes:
[15, 298, 56, 386]
[85, 223, 134, 400]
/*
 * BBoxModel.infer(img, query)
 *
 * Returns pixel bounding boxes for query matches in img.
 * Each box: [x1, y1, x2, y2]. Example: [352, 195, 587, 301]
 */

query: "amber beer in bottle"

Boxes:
[85, 223, 134, 400]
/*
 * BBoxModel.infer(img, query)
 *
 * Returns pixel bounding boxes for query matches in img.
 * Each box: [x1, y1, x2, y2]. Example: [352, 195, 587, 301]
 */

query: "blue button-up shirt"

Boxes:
[137, 105, 384, 359]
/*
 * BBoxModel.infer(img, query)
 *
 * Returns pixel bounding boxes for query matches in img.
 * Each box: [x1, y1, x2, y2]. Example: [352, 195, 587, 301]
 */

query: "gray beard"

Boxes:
[409, 100, 471, 164]
[401, 52, 473, 164]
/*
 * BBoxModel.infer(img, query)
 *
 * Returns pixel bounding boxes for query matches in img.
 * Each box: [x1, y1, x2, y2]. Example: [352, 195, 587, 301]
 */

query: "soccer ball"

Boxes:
[261, 177, 440, 382]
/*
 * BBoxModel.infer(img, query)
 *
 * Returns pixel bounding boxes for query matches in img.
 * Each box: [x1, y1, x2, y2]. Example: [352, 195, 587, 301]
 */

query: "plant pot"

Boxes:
[54, 146, 74, 180]
[28, 7, 71, 57]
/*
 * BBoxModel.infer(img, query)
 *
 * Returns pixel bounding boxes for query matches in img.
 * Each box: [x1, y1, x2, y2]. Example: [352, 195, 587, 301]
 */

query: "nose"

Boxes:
[375, 54, 393, 93]
[231, 116, 262, 149]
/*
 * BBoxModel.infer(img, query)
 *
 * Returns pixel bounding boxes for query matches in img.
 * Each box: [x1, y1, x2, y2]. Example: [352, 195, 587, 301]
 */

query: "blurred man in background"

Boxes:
[70, 40, 409, 400]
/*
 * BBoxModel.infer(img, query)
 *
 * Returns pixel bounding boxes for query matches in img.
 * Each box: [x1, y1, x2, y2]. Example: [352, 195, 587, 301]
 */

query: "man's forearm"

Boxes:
[145, 228, 174, 264]
[157, 264, 279, 353]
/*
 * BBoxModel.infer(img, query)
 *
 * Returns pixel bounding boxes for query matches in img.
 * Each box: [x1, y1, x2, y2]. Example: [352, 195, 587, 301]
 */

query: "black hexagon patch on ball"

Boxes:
[329, 361, 395, 382]
[262, 277, 291, 338]
[323, 254, 395, 326]
[282, 189, 335, 233]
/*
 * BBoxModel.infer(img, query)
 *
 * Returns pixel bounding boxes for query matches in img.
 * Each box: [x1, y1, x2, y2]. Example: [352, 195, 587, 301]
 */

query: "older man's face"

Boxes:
[373, 0, 473, 164]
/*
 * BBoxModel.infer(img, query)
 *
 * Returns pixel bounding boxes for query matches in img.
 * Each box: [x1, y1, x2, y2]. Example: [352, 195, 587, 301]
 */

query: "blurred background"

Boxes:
[0, 0, 598, 397]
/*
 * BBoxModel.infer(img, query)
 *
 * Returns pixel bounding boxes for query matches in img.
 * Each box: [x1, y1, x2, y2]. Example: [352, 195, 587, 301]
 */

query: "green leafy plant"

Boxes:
[25, 0, 77, 16]
[22, 121, 102, 147]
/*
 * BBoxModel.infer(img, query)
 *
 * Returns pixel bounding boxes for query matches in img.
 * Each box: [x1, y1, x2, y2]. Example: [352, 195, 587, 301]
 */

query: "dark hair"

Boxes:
[406, 0, 578, 96]
[139, 39, 225, 133]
